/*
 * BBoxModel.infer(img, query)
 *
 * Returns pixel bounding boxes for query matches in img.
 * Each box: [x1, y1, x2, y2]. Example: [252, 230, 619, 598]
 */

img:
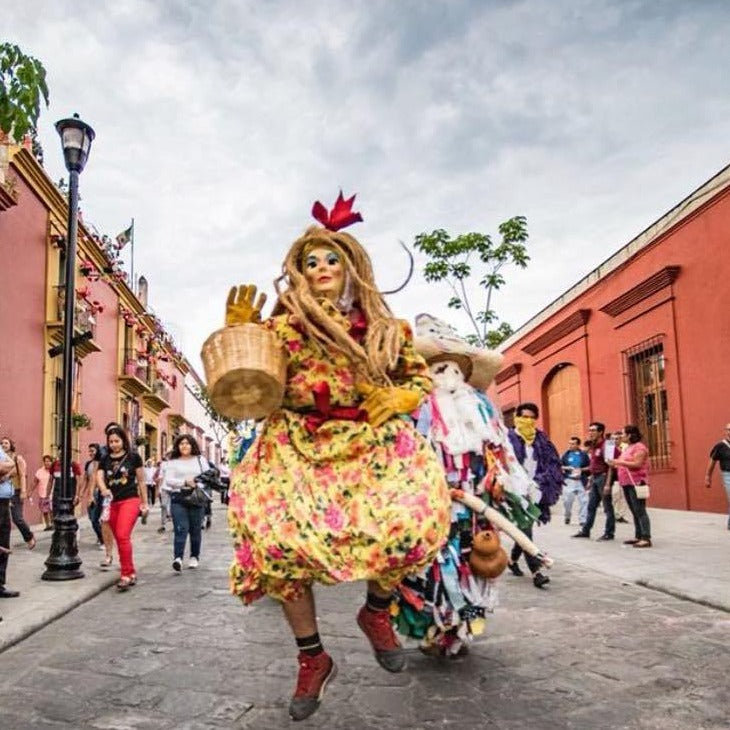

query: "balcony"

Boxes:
[142, 376, 171, 414]
[118, 349, 151, 398]
[46, 286, 101, 358]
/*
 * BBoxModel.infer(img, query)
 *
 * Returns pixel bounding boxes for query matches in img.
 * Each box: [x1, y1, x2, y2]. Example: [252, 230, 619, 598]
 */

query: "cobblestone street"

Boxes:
[1, 510, 729, 730]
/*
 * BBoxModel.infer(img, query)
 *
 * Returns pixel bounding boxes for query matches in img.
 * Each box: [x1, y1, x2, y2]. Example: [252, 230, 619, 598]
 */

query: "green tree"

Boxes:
[413, 216, 529, 348]
[0, 43, 49, 141]
[191, 383, 239, 450]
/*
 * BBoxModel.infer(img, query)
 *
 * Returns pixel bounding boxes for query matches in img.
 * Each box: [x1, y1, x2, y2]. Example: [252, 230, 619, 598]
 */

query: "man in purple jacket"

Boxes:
[507, 402, 563, 588]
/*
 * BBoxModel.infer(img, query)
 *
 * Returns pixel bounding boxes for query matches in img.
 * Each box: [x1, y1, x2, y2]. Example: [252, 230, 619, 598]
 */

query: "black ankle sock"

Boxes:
[366, 591, 392, 612]
[296, 632, 324, 656]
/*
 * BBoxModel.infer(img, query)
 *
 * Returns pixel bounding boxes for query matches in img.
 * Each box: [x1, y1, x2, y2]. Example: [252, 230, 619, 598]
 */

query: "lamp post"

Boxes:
[42, 114, 95, 581]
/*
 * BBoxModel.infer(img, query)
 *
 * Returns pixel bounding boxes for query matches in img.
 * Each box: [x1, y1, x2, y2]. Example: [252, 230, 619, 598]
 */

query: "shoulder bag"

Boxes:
[626, 457, 649, 500]
[179, 456, 213, 508]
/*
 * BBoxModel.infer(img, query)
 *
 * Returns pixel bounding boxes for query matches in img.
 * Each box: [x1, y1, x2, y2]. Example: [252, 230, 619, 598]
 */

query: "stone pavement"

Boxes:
[0, 503, 729, 728]
[535, 504, 730, 613]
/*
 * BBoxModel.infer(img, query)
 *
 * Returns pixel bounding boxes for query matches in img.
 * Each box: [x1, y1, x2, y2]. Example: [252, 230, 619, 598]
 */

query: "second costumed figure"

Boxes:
[393, 314, 551, 656]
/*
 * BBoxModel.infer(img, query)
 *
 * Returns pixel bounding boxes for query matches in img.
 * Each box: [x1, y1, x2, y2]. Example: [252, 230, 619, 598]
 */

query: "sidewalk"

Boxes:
[1, 503, 729, 655]
[535, 504, 730, 612]
[0, 504, 186, 653]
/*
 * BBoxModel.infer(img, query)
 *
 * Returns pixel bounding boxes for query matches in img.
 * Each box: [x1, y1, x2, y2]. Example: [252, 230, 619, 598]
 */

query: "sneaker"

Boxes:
[288, 651, 337, 722]
[157, 526, 166, 533]
[172, 558, 182, 572]
[507, 561, 524, 577]
[616, 517, 629, 524]
[564, 517, 570, 525]
[533, 572, 550, 589]
[188, 557, 199, 569]
[633, 539, 652, 548]
[596, 534, 614, 541]
[356, 605, 405, 672]
[572, 531, 590, 538]
[623, 538, 639, 545]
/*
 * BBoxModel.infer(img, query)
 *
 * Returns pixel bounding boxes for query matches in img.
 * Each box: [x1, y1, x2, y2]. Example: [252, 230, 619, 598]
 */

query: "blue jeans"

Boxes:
[581, 473, 614, 537]
[722, 471, 730, 527]
[563, 479, 588, 524]
[170, 498, 204, 560]
[89, 489, 103, 543]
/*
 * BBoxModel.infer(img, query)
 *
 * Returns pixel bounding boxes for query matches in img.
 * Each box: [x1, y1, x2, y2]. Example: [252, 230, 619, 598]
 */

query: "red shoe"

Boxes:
[356, 605, 406, 672]
[288, 651, 337, 722]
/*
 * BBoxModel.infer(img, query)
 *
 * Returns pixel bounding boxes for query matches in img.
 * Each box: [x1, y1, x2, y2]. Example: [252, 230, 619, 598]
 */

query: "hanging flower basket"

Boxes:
[71, 412, 93, 430]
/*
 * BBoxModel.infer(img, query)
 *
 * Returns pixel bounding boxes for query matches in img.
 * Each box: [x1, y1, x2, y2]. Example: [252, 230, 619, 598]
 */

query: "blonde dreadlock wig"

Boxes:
[274, 224, 402, 386]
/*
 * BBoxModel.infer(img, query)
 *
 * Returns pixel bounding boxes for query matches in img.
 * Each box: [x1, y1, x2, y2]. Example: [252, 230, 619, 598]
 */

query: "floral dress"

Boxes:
[228, 312, 452, 604]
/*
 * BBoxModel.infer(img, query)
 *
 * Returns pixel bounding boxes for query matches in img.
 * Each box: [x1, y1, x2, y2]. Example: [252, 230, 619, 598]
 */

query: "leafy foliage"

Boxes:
[413, 216, 529, 348]
[192, 384, 239, 446]
[0, 43, 49, 141]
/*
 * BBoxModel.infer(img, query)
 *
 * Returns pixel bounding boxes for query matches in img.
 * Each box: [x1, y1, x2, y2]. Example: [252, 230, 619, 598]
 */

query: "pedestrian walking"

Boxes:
[705, 423, 730, 530]
[96, 426, 148, 591]
[572, 422, 618, 541]
[1, 437, 36, 550]
[560, 436, 589, 526]
[29, 454, 54, 530]
[506, 402, 563, 588]
[154, 456, 171, 533]
[608, 425, 652, 547]
[0, 438, 20, 601]
[162, 434, 211, 572]
[79, 444, 104, 547]
[144, 459, 156, 506]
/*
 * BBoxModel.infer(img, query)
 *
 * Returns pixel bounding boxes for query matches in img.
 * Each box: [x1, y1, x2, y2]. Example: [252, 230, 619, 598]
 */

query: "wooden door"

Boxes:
[545, 364, 583, 452]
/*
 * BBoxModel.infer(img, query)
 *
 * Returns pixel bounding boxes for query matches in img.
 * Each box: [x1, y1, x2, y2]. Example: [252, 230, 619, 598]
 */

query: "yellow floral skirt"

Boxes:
[228, 410, 451, 604]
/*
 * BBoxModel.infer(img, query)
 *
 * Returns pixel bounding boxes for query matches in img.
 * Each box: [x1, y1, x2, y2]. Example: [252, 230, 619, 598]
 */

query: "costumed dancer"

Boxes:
[393, 314, 549, 656]
[507, 402, 563, 588]
[202, 193, 451, 722]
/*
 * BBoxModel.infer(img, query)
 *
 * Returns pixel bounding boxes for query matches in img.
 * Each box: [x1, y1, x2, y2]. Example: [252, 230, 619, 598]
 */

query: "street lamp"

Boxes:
[42, 114, 95, 581]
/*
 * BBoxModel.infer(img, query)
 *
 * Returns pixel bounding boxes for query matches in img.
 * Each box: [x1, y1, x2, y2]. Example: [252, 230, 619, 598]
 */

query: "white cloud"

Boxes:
[4, 0, 730, 371]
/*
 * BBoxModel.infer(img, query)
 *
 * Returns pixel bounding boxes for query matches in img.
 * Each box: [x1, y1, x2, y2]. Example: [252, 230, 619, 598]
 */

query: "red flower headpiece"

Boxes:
[311, 191, 363, 231]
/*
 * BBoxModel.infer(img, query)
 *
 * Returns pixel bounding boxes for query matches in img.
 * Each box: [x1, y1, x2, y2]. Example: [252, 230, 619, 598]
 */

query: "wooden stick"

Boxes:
[451, 489, 554, 569]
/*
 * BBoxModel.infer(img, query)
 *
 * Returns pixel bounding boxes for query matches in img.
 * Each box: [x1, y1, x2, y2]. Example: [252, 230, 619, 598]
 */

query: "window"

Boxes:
[625, 337, 670, 468]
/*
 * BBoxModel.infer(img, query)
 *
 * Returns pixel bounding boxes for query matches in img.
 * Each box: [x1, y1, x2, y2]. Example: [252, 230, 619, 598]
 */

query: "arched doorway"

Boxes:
[544, 364, 583, 452]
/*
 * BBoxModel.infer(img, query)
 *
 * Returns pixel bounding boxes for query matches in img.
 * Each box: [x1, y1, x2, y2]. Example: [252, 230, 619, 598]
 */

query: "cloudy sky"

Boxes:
[5, 0, 730, 371]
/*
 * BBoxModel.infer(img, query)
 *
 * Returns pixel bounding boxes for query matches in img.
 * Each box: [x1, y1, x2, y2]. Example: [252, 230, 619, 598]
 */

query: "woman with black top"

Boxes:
[97, 426, 148, 590]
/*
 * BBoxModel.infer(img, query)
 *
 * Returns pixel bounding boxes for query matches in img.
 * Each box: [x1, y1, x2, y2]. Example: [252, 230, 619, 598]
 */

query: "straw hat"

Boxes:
[414, 313, 503, 390]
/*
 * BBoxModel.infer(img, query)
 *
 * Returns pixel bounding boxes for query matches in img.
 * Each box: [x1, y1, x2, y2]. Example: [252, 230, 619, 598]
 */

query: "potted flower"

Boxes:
[71, 412, 92, 430]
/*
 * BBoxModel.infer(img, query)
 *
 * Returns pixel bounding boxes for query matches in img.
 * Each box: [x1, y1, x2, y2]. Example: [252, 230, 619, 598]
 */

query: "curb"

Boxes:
[635, 579, 730, 614]
[0, 574, 118, 654]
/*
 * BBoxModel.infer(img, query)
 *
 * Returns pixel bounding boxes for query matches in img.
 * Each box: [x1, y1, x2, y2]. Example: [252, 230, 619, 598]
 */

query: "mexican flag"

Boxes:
[115, 221, 134, 249]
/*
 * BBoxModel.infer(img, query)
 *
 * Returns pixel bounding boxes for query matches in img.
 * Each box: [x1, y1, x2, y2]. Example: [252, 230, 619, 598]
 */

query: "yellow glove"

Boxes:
[225, 284, 267, 326]
[357, 383, 421, 428]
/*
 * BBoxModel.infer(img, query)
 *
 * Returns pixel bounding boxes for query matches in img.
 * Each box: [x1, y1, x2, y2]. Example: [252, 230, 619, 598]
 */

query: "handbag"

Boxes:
[179, 457, 213, 508]
[627, 466, 650, 500]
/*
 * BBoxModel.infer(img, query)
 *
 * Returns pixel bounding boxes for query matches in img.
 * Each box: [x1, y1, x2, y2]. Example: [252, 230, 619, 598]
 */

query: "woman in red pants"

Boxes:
[97, 426, 148, 590]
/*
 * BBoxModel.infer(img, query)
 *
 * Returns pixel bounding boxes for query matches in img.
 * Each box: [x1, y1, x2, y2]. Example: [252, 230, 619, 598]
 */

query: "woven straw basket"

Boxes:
[200, 324, 287, 420]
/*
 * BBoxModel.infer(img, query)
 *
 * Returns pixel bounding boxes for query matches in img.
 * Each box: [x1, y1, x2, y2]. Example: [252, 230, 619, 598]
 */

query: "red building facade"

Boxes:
[0, 143, 208, 523]
[494, 164, 730, 513]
